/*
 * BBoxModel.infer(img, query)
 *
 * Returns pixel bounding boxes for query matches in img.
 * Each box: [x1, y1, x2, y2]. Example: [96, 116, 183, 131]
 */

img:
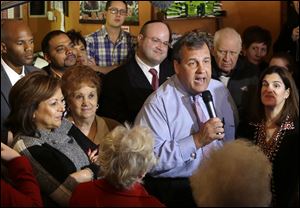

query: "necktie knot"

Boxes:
[149, 68, 158, 76]
[149, 68, 159, 90]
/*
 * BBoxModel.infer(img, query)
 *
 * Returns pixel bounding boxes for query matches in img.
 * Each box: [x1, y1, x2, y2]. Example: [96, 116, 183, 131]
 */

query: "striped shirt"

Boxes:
[85, 26, 136, 67]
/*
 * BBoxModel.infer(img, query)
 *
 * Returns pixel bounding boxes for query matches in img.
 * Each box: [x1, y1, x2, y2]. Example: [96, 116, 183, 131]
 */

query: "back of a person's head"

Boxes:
[269, 51, 296, 74]
[98, 124, 157, 189]
[190, 139, 272, 207]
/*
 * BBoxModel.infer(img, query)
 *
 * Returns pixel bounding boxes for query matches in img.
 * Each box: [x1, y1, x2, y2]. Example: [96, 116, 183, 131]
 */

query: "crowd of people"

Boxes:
[1, 1, 299, 207]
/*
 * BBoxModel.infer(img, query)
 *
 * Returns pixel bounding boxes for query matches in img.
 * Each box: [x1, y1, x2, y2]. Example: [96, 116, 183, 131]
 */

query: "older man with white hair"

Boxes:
[212, 27, 259, 123]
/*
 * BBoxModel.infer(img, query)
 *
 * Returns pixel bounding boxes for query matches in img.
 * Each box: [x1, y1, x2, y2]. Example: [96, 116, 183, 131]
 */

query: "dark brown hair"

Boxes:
[242, 25, 272, 52]
[105, 1, 127, 11]
[5, 71, 61, 136]
[251, 66, 299, 124]
[66, 29, 87, 48]
[173, 31, 211, 63]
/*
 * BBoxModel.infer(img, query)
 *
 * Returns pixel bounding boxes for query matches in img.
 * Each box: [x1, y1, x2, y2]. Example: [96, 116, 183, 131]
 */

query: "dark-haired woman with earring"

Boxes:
[237, 66, 299, 206]
[61, 65, 120, 145]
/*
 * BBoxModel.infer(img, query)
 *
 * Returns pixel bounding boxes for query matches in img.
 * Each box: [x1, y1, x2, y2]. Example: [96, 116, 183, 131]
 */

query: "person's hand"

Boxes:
[193, 117, 224, 149]
[70, 168, 94, 183]
[87, 57, 96, 66]
[1, 142, 21, 162]
[87, 147, 98, 163]
[291, 26, 299, 42]
[7, 130, 13, 146]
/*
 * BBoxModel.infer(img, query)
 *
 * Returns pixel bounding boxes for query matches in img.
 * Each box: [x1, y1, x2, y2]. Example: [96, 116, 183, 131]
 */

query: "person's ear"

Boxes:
[174, 60, 181, 74]
[137, 34, 143, 42]
[43, 53, 52, 63]
[241, 47, 247, 56]
[103, 10, 107, 20]
[212, 47, 218, 58]
[284, 88, 290, 99]
[1, 42, 7, 54]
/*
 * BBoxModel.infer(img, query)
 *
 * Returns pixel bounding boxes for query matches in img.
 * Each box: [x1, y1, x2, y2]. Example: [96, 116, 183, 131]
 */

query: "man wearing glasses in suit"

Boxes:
[97, 20, 174, 124]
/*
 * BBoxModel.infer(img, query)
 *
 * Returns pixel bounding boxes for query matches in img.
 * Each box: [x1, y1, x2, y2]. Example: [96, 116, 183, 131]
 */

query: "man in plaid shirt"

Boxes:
[85, 1, 136, 75]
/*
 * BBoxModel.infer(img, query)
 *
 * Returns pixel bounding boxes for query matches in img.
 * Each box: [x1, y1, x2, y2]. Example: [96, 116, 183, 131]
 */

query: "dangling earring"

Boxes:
[96, 104, 99, 109]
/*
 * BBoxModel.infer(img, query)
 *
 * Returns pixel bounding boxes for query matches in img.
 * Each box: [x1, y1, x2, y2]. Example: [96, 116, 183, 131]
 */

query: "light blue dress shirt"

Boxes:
[135, 75, 238, 178]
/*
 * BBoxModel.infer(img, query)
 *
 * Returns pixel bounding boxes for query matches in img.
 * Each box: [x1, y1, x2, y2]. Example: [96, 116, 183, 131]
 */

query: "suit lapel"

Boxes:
[1, 65, 12, 107]
[158, 58, 174, 85]
[127, 58, 153, 89]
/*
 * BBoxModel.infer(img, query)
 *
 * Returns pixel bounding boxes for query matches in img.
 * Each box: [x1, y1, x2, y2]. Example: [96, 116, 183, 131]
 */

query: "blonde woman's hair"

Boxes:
[98, 124, 157, 189]
[190, 139, 272, 207]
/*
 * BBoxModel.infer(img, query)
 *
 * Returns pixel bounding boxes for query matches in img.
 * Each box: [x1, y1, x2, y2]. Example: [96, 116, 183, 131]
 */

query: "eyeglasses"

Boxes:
[216, 49, 239, 57]
[108, 8, 127, 16]
[144, 36, 172, 48]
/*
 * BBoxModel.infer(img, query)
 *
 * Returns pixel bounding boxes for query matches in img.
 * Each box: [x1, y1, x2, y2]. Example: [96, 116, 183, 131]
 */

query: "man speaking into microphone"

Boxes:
[135, 31, 239, 207]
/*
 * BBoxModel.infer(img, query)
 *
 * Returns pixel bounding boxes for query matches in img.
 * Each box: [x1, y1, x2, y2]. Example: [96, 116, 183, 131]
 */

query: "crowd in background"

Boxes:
[1, 1, 299, 207]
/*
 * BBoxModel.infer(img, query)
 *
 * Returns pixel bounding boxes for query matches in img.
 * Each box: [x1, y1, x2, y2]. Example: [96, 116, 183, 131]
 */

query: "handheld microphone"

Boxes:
[203, 90, 223, 136]
[202, 90, 217, 118]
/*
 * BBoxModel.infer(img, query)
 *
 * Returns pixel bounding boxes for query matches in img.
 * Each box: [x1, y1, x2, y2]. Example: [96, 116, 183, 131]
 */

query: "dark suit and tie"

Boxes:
[1, 65, 38, 143]
[97, 56, 174, 124]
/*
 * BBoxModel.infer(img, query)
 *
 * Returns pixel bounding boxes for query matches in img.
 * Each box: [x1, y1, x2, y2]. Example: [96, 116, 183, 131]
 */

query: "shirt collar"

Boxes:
[101, 25, 126, 41]
[135, 53, 160, 75]
[1, 58, 25, 85]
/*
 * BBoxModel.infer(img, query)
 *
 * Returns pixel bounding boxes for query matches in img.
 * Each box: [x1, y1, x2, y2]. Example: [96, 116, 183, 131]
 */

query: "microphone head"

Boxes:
[202, 90, 213, 103]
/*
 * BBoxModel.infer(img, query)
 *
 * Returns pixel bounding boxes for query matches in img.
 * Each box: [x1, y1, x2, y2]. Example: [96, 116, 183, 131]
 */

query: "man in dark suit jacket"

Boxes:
[97, 20, 174, 124]
[1, 20, 38, 144]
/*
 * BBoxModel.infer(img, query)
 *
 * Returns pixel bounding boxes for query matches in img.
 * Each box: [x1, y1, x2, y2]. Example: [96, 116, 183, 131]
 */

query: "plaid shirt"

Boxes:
[85, 26, 136, 67]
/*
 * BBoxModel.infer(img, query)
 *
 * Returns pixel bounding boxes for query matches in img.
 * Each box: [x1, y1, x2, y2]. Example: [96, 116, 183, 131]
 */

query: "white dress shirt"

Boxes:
[1, 58, 25, 86]
[135, 54, 160, 85]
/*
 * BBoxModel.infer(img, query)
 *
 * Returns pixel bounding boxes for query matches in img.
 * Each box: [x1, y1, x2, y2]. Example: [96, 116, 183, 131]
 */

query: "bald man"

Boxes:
[1, 20, 38, 144]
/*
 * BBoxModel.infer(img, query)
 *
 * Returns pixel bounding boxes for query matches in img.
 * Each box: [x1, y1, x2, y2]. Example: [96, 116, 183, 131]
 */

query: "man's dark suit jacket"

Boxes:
[212, 56, 259, 123]
[97, 56, 175, 124]
[1, 65, 38, 144]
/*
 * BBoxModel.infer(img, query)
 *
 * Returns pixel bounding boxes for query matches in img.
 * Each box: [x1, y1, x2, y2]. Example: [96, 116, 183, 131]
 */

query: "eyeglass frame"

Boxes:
[107, 7, 127, 16]
[216, 49, 240, 57]
[143, 36, 172, 48]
